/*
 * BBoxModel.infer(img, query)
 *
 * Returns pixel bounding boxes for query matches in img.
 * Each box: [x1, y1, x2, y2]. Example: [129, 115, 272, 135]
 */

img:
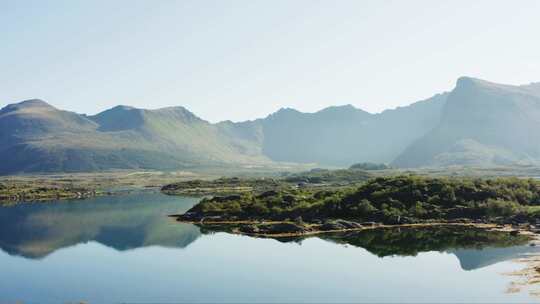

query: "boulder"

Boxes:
[334, 220, 363, 229]
[257, 191, 279, 199]
[264, 223, 307, 234]
[239, 225, 260, 234]
[320, 220, 346, 231]
[361, 222, 377, 227]
[283, 195, 296, 204]
[213, 195, 242, 203]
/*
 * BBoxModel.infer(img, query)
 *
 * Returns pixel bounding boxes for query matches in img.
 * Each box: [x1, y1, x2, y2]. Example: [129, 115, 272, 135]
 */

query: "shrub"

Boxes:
[483, 199, 522, 217]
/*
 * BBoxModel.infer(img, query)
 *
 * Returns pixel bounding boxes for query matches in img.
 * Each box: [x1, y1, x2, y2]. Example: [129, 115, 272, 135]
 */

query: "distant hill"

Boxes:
[3, 76, 540, 173]
[393, 77, 540, 167]
[252, 96, 447, 166]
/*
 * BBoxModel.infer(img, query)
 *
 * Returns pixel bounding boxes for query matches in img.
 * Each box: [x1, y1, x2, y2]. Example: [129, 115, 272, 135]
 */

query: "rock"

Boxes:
[361, 222, 377, 227]
[454, 218, 473, 224]
[294, 216, 305, 225]
[283, 195, 296, 204]
[239, 225, 260, 234]
[177, 212, 199, 221]
[200, 216, 222, 223]
[512, 214, 529, 224]
[492, 217, 505, 225]
[257, 191, 279, 199]
[213, 195, 242, 203]
[320, 220, 346, 231]
[334, 220, 363, 229]
[264, 223, 307, 234]
[503, 218, 514, 225]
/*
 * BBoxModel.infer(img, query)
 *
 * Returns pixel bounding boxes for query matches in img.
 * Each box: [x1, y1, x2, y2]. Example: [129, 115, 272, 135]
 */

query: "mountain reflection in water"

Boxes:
[0, 193, 201, 258]
[0, 192, 538, 271]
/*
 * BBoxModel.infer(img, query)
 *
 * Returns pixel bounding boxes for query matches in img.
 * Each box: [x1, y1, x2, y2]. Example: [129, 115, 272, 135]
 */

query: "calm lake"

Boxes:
[1, 192, 539, 303]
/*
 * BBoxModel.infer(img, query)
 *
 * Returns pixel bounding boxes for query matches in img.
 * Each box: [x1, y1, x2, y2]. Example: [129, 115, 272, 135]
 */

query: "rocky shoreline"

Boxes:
[173, 212, 540, 238]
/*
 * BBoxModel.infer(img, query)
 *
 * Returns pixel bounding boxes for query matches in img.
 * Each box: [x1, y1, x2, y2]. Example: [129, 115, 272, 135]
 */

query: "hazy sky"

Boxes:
[1, 0, 540, 122]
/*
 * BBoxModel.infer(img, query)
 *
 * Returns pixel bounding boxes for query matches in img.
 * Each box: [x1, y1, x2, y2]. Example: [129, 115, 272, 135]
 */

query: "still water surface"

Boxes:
[0, 193, 539, 303]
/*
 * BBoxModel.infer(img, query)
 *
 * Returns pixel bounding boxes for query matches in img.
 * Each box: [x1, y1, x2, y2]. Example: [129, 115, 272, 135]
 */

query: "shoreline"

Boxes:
[173, 217, 538, 238]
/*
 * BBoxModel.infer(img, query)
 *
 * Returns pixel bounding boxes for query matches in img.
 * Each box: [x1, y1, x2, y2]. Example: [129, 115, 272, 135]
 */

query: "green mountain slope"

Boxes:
[0, 100, 268, 174]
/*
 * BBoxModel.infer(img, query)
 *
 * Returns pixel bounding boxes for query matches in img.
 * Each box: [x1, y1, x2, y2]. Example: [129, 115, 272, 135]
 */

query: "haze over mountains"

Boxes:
[393, 77, 540, 167]
[1, 76, 540, 174]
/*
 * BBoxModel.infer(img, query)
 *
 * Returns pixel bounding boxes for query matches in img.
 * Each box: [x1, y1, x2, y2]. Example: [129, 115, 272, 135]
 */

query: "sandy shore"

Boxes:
[504, 233, 540, 298]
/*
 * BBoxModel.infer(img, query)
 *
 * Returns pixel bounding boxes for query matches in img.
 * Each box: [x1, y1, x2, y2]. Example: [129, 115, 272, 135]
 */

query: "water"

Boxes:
[0, 192, 539, 303]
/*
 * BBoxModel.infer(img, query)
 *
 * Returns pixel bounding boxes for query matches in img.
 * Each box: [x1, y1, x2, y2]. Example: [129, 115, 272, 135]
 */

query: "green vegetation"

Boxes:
[161, 177, 288, 196]
[349, 162, 391, 170]
[162, 168, 373, 196]
[179, 175, 540, 227]
[282, 168, 371, 185]
[0, 100, 269, 174]
[0, 171, 204, 204]
[0, 181, 96, 204]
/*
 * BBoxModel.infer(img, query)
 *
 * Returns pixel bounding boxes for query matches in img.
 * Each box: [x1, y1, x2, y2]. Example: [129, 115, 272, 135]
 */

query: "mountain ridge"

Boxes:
[393, 77, 540, 167]
[2, 76, 540, 173]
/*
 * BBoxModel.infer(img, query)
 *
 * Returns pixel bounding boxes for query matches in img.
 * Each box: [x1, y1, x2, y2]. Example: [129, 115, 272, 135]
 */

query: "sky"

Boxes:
[1, 0, 540, 122]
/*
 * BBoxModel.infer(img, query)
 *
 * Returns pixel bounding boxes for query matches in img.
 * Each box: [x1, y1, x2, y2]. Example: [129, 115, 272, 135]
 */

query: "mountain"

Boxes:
[256, 96, 447, 166]
[393, 77, 540, 167]
[4, 76, 540, 173]
[0, 100, 267, 174]
[0, 94, 447, 173]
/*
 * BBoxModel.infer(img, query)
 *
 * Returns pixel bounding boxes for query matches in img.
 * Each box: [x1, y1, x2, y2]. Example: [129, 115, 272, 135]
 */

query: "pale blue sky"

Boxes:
[1, 0, 540, 122]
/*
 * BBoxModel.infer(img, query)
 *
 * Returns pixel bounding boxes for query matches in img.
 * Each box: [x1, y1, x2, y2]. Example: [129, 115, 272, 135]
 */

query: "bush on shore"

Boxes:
[188, 175, 540, 224]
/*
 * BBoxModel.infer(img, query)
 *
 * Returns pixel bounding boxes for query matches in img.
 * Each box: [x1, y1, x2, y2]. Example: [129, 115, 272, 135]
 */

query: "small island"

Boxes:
[173, 175, 540, 237]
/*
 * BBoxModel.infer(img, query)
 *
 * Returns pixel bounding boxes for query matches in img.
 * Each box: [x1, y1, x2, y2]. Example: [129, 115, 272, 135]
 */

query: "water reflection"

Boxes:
[0, 192, 201, 258]
[0, 193, 538, 272]
[325, 227, 540, 270]
[200, 225, 540, 270]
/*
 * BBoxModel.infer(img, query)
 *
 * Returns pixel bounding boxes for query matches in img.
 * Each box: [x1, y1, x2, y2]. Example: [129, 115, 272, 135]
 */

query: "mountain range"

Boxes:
[1, 76, 540, 174]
